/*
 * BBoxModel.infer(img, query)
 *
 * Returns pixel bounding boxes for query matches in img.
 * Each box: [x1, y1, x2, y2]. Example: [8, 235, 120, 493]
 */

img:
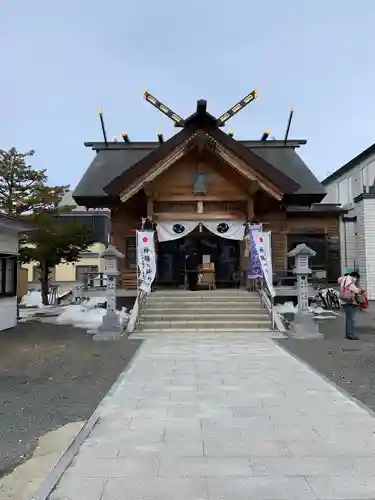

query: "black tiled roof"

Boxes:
[252, 146, 325, 196]
[74, 147, 154, 199]
[73, 140, 325, 205]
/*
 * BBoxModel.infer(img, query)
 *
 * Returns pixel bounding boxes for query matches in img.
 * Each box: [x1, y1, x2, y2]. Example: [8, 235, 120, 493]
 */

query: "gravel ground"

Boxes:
[0, 322, 141, 478]
[278, 306, 375, 412]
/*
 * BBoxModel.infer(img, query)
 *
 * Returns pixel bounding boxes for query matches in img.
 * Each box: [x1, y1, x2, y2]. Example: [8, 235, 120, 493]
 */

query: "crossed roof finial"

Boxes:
[142, 89, 258, 128]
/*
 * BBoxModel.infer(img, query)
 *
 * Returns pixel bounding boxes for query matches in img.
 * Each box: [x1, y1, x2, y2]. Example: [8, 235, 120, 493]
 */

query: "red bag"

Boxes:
[359, 292, 369, 310]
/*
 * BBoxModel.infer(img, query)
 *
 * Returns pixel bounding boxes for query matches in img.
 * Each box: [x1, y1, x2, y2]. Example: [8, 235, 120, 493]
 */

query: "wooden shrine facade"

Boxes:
[73, 94, 345, 289]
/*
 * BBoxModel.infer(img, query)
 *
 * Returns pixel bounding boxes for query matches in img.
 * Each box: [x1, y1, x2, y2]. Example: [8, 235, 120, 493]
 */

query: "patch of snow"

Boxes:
[54, 302, 129, 331]
[20, 290, 43, 308]
[55, 305, 86, 325]
[274, 302, 297, 314]
[275, 302, 340, 317]
[309, 304, 340, 316]
[309, 305, 325, 315]
[82, 296, 107, 309]
[314, 314, 338, 320]
[19, 289, 108, 309]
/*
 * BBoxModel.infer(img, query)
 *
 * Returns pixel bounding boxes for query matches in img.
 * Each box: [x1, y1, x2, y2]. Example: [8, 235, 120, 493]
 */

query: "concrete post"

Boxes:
[94, 245, 125, 341]
[287, 243, 322, 339]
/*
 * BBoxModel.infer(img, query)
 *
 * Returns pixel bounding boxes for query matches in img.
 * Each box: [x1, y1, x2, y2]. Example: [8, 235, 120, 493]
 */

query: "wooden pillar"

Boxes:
[247, 198, 254, 220]
[147, 199, 154, 220]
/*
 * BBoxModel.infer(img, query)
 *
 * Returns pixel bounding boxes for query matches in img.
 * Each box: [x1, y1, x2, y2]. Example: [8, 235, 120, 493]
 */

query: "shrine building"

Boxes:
[73, 92, 344, 290]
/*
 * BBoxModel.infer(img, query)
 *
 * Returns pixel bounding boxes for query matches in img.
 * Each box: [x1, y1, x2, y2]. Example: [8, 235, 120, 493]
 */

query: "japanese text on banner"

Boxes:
[136, 231, 156, 292]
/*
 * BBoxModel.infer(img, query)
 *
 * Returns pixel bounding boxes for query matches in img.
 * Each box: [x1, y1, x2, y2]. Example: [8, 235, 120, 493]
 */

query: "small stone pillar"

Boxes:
[287, 243, 322, 339]
[94, 245, 125, 341]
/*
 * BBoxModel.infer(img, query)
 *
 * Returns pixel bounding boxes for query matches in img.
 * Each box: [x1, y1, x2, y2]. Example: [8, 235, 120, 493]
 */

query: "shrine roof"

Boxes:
[73, 137, 325, 207]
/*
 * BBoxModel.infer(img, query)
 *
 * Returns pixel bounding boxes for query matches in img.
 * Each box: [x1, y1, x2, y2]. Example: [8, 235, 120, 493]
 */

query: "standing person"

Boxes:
[338, 271, 362, 340]
[186, 250, 199, 291]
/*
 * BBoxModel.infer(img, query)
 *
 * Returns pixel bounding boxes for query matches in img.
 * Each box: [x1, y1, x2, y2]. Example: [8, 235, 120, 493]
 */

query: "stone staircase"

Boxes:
[135, 289, 271, 334]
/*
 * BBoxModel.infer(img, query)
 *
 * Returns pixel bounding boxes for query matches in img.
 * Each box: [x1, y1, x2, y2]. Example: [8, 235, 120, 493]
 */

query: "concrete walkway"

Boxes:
[51, 332, 375, 500]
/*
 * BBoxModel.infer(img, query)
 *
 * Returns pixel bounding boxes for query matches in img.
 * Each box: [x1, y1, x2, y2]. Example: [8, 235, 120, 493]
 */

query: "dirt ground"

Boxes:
[278, 307, 375, 412]
[0, 322, 141, 477]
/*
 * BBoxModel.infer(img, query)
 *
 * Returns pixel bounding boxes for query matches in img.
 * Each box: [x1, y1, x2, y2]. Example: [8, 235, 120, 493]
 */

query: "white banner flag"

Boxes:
[249, 224, 275, 297]
[136, 231, 156, 292]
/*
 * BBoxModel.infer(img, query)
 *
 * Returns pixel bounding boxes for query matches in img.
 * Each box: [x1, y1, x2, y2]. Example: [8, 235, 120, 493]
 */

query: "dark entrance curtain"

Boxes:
[156, 240, 186, 287]
[214, 238, 240, 287]
[155, 234, 240, 288]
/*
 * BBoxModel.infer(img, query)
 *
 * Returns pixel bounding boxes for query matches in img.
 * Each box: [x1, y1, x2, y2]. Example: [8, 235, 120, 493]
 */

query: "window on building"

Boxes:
[0, 255, 17, 297]
[287, 235, 326, 271]
[361, 165, 368, 192]
[368, 160, 375, 188]
[124, 237, 137, 269]
[338, 177, 352, 206]
[32, 266, 56, 282]
[332, 184, 338, 203]
[348, 176, 353, 201]
[75, 265, 98, 283]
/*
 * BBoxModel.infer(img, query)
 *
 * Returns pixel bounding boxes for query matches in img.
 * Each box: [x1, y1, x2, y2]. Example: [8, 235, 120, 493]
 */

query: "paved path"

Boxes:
[51, 332, 375, 500]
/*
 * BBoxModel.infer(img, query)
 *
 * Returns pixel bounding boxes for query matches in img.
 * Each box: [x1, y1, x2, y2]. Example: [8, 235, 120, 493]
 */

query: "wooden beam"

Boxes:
[154, 194, 249, 202]
[147, 199, 154, 220]
[154, 212, 245, 221]
[214, 142, 283, 201]
[248, 182, 260, 196]
[206, 156, 255, 199]
[247, 198, 254, 220]
[119, 143, 187, 203]
[144, 182, 153, 196]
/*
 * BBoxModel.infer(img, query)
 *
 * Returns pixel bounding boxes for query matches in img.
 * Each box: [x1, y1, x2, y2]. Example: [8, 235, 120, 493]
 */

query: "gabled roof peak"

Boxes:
[184, 99, 218, 129]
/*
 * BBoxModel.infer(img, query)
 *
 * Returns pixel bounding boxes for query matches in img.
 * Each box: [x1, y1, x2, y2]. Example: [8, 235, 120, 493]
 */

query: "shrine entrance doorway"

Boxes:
[155, 227, 241, 289]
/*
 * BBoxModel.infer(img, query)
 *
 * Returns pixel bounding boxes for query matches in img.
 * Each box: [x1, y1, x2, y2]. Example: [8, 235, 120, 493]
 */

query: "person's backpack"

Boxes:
[339, 276, 354, 301]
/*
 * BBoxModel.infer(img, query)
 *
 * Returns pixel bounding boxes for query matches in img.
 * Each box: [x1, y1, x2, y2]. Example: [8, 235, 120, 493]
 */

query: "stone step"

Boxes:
[151, 288, 257, 297]
[147, 296, 260, 304]
[143, 307, 264, 314]
[145, 303, 261, 311]
[138, 319, 271, 330]
[150, 290, 258, 297]
[141, 312, 269, 321]
[132, 328, 273, 336]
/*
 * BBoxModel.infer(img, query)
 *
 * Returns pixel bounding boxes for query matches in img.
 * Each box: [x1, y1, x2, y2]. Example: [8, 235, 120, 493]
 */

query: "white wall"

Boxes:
[339, 209, 358, 272]
[0, 225, 20, 331]
[322, 152, 375, 276]
[323, 152, 375, 207]
[0, 297, 18, 331]
[356, 197, 375, 299]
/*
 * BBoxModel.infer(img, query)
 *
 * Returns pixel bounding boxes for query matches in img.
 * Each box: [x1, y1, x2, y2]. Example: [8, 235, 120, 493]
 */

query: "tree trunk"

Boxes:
[40, 265, 50, 306]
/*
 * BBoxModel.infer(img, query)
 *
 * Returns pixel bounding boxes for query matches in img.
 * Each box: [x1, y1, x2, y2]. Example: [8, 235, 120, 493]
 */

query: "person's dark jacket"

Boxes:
[186, 253, 199, 272]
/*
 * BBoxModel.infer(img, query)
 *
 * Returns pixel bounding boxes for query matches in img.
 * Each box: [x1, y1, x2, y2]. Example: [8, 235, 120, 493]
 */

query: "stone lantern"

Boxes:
[287, 243, 322, 338]
[94, 245, 125, 341]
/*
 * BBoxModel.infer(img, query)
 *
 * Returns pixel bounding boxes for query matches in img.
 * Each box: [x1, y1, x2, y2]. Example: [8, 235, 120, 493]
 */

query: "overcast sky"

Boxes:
[1, 1, 375, 188]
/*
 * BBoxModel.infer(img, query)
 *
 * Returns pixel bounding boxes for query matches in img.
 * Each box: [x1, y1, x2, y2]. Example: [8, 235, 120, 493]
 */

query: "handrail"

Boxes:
[126, 288, 148, 334]
[256, 277, 285, 333]
[256, 278, 275, 331]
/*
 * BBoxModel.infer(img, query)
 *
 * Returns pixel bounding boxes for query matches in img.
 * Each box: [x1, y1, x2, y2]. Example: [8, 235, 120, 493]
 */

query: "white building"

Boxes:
[322, 142, 375, 298]
[0, 214, 35, 331]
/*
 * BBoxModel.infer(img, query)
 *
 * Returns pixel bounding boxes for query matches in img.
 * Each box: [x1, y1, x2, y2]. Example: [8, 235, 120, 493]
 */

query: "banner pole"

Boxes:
[136, 230, 139, 289]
